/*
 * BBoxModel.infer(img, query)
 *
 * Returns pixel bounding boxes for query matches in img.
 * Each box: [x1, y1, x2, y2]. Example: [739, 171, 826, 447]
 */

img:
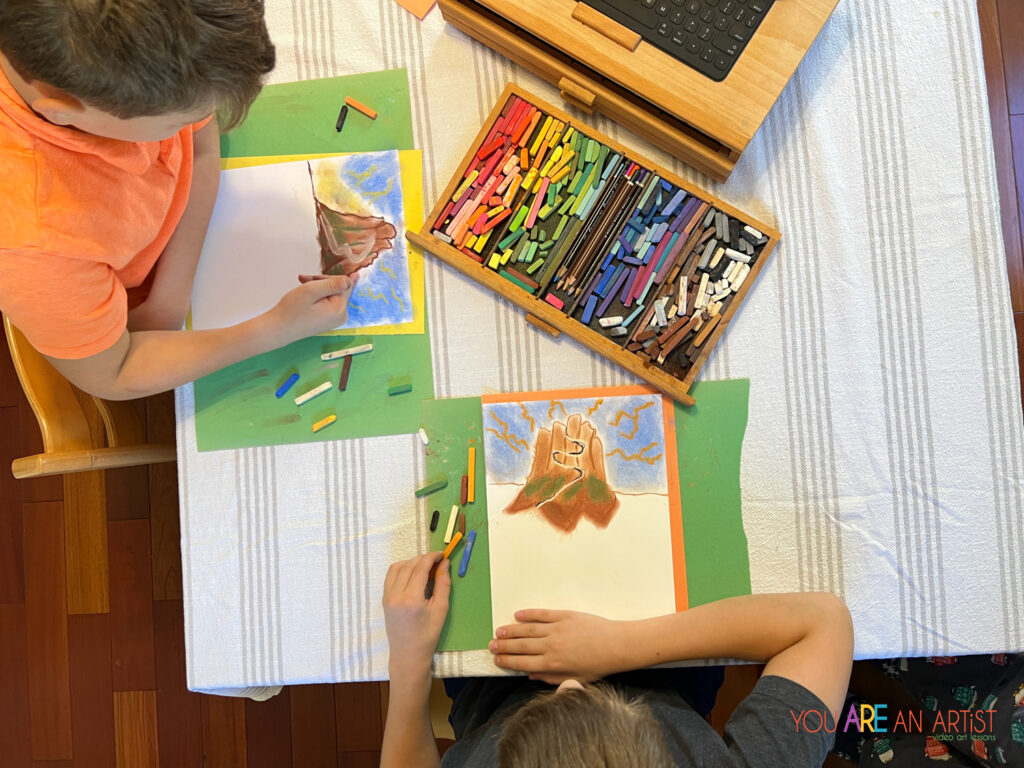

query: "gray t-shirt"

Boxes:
[440, 675, 834, 767]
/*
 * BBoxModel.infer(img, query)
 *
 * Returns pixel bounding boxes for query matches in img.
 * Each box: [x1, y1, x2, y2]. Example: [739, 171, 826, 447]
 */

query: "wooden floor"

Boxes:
[1, 2, 1023, 765]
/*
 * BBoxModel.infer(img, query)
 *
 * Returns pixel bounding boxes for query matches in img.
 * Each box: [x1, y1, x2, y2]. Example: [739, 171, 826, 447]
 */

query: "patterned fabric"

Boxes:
[175, 0, 1024, 694]
[859, 656, 1024, 766]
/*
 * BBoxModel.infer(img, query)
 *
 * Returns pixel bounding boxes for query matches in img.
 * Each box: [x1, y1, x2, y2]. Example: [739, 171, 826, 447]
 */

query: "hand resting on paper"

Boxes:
[489, 609, 624, 685]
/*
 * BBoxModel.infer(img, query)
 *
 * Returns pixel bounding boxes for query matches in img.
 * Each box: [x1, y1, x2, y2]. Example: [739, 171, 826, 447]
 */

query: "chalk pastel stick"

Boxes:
[458, 530, 477, 577]
[294, 381, 331, 406]
[415, 478, 448, 498]
[321, 343, 373, 361]
[275, 373, 299, 399]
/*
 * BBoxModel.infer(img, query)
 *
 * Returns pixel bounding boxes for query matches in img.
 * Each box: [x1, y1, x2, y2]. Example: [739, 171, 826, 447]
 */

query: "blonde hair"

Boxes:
[0, 0, 274, 129]
[496, 683, 674, 768]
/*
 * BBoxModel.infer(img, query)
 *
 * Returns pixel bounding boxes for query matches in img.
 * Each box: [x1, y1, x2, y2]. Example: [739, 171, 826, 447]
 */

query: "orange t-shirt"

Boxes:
[0, 66, 204, 359]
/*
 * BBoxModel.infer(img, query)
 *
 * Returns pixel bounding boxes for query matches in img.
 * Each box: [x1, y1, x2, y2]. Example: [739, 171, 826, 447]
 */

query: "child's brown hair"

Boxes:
[496, 683, 675, 767]
[0, 0, 275, 129]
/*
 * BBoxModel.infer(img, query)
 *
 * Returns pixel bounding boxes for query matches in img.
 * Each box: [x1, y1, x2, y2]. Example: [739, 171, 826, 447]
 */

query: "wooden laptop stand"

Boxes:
[437, 0, 839, 180]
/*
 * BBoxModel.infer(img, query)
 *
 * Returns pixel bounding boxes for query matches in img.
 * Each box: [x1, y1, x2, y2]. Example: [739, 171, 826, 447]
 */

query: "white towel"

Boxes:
[177, 0, 1024, 692]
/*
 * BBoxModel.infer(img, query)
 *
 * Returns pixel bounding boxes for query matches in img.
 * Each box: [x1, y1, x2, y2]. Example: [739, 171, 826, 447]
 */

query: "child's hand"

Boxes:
[267, 274, 357, 343]
[382, 553, 451, 674]
[489, 609, 625, 684]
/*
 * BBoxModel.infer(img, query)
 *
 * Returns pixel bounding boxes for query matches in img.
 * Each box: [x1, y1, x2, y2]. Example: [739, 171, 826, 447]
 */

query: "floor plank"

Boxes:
[109, 519, 157, 691]
[980, 0, 1024, 311]
[106, 466, 152, 521]
[68, 614, 116, 768]
[1013, 114, 1024, 239]
[0, 319, 23, 409]
[22, 501, 73, 760]
[146, 392, 182, 601]
[335, 682, 382, 752]
[245, 688, 293, 768]
[17, 404, 63, 504]
[290, 685, 337, 768]
[997, 0, 1024, 115]
[337, 752, 381, 768]
[201, 695, 247, 768]
[153, 600, 203, 768]
[113, 690, 160, 768]
[0, 603, 33, 767]
[63, 471, 110, 614]
[0, 407, 25, 603]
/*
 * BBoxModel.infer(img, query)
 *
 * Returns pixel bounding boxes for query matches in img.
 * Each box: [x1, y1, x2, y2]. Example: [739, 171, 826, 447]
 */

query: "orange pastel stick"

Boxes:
[344, 96, 377, 120]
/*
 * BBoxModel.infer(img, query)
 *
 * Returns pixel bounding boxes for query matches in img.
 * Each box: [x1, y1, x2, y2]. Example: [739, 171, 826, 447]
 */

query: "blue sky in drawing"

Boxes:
[482, 393, 670, 494]
[314, 151, 412, 329]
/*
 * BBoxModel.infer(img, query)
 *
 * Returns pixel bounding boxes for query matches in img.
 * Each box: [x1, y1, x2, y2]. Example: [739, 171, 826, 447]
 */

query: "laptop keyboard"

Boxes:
[579, 0, 775, 82]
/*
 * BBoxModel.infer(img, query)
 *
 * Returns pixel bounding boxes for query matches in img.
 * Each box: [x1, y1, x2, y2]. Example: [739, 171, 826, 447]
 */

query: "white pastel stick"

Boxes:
[609, 326, 628, 337]
[744, 224, 763, 240]
[598, 315, 624, 328]
[418, 428, 430, 446]
[654, 302, 668, 327]
[730, 264, 752, 291]
[725, 248, 751, 264]
[709, 247, 724, 269]
[444, 505, 459, 544]
[321, 343, 373, 361]
[294, 381, 332, 406]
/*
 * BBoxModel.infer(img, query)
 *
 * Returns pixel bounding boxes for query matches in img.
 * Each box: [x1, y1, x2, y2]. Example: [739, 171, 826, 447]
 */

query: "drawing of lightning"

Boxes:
[608, 401, 654, 439]
[518, 402, 536, 433]
[547, 400, 567, 420]
[486, 411, 529, 453]
[586, 398, 604, 417]
[606, 442, 662, 465]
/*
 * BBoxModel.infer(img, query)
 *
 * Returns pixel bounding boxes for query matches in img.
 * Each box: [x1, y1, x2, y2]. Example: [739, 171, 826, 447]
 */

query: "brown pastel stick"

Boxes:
[338, 355, 353, 391]
[460, 475, 469, 505]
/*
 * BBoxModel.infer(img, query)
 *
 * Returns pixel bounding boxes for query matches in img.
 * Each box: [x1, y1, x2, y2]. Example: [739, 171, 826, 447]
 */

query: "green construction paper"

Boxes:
[193, 333, 434, 451]
[421, 397, 492, 652]
[221, 69, 415, 157]
[675, 379, 753, 606]
[193, 68, 434, 449]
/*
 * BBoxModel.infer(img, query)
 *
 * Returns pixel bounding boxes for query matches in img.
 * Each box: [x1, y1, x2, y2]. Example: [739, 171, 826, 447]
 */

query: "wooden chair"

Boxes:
[4, 315, 176, 479]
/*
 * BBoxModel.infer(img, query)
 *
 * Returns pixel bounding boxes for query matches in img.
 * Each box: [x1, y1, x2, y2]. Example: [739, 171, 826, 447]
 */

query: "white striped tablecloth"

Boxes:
[175, 0, 1024, 695]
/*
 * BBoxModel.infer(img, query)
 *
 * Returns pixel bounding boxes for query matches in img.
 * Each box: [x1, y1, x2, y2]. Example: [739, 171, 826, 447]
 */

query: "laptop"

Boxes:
[579, 0, 775, 82]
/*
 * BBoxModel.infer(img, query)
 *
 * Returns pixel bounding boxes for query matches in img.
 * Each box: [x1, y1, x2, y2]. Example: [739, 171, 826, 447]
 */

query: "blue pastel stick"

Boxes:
[458, 530, 477, 577]
[275, 373, 299, 398]
[581, 294, 599, 325]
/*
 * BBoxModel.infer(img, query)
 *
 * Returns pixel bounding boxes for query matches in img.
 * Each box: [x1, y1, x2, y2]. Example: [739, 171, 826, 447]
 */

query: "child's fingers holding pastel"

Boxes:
[489, 636, 545, 656]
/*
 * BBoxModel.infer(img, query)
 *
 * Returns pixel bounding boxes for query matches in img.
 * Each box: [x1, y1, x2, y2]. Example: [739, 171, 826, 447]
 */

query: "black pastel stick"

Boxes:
[335, 104, 349, 133]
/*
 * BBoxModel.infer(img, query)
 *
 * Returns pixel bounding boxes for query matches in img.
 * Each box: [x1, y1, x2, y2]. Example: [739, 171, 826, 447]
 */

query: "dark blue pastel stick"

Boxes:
[275, 373, 299, 398]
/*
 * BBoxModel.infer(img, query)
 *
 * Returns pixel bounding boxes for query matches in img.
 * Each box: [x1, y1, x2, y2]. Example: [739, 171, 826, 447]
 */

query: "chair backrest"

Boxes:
[4, 315, 175, 478]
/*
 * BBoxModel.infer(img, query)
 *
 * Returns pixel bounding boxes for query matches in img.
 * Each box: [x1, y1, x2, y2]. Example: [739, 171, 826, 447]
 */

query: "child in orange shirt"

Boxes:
[0, 0, 357, 399]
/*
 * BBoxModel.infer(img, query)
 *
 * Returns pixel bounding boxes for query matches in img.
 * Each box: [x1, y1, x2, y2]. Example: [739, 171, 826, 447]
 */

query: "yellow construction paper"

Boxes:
[221, 151, 426, 336]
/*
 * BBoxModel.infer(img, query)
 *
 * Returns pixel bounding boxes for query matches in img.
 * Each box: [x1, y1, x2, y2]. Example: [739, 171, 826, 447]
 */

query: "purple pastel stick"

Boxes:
[598, 265, 631, 316]
[670, 197, 700, 232]
[619, 266, 636, 303]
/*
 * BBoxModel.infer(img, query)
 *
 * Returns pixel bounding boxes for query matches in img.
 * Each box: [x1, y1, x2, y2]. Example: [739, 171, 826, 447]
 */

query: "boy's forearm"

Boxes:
[616, 592, 853, 713]
[380, 660, 440, 768]
[620, 593, 825, 666]
[135, 119, 221, 328]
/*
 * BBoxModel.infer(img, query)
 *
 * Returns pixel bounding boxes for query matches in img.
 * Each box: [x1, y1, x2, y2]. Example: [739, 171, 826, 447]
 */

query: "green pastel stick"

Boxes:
[552, 215, 569, 241]
[498, 227, 525, 251]
[538, 204, 554, 221]
[416, 477, 449, 497]
[538, 240, 554, 252]
[510, 204, 529, 231]
[558, 194, 576, 215]
[499, 270, 536, 293]
[527, 257, 546, 275]
[539, 229, 548, 242]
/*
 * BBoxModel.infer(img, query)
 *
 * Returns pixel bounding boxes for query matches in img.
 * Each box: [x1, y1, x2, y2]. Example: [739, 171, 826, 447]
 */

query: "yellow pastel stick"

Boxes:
[312, 414, 337, 433]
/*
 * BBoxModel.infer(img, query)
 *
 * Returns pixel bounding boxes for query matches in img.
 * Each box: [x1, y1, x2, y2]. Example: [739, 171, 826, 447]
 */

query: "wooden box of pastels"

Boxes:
[407, 85, 780, 406]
